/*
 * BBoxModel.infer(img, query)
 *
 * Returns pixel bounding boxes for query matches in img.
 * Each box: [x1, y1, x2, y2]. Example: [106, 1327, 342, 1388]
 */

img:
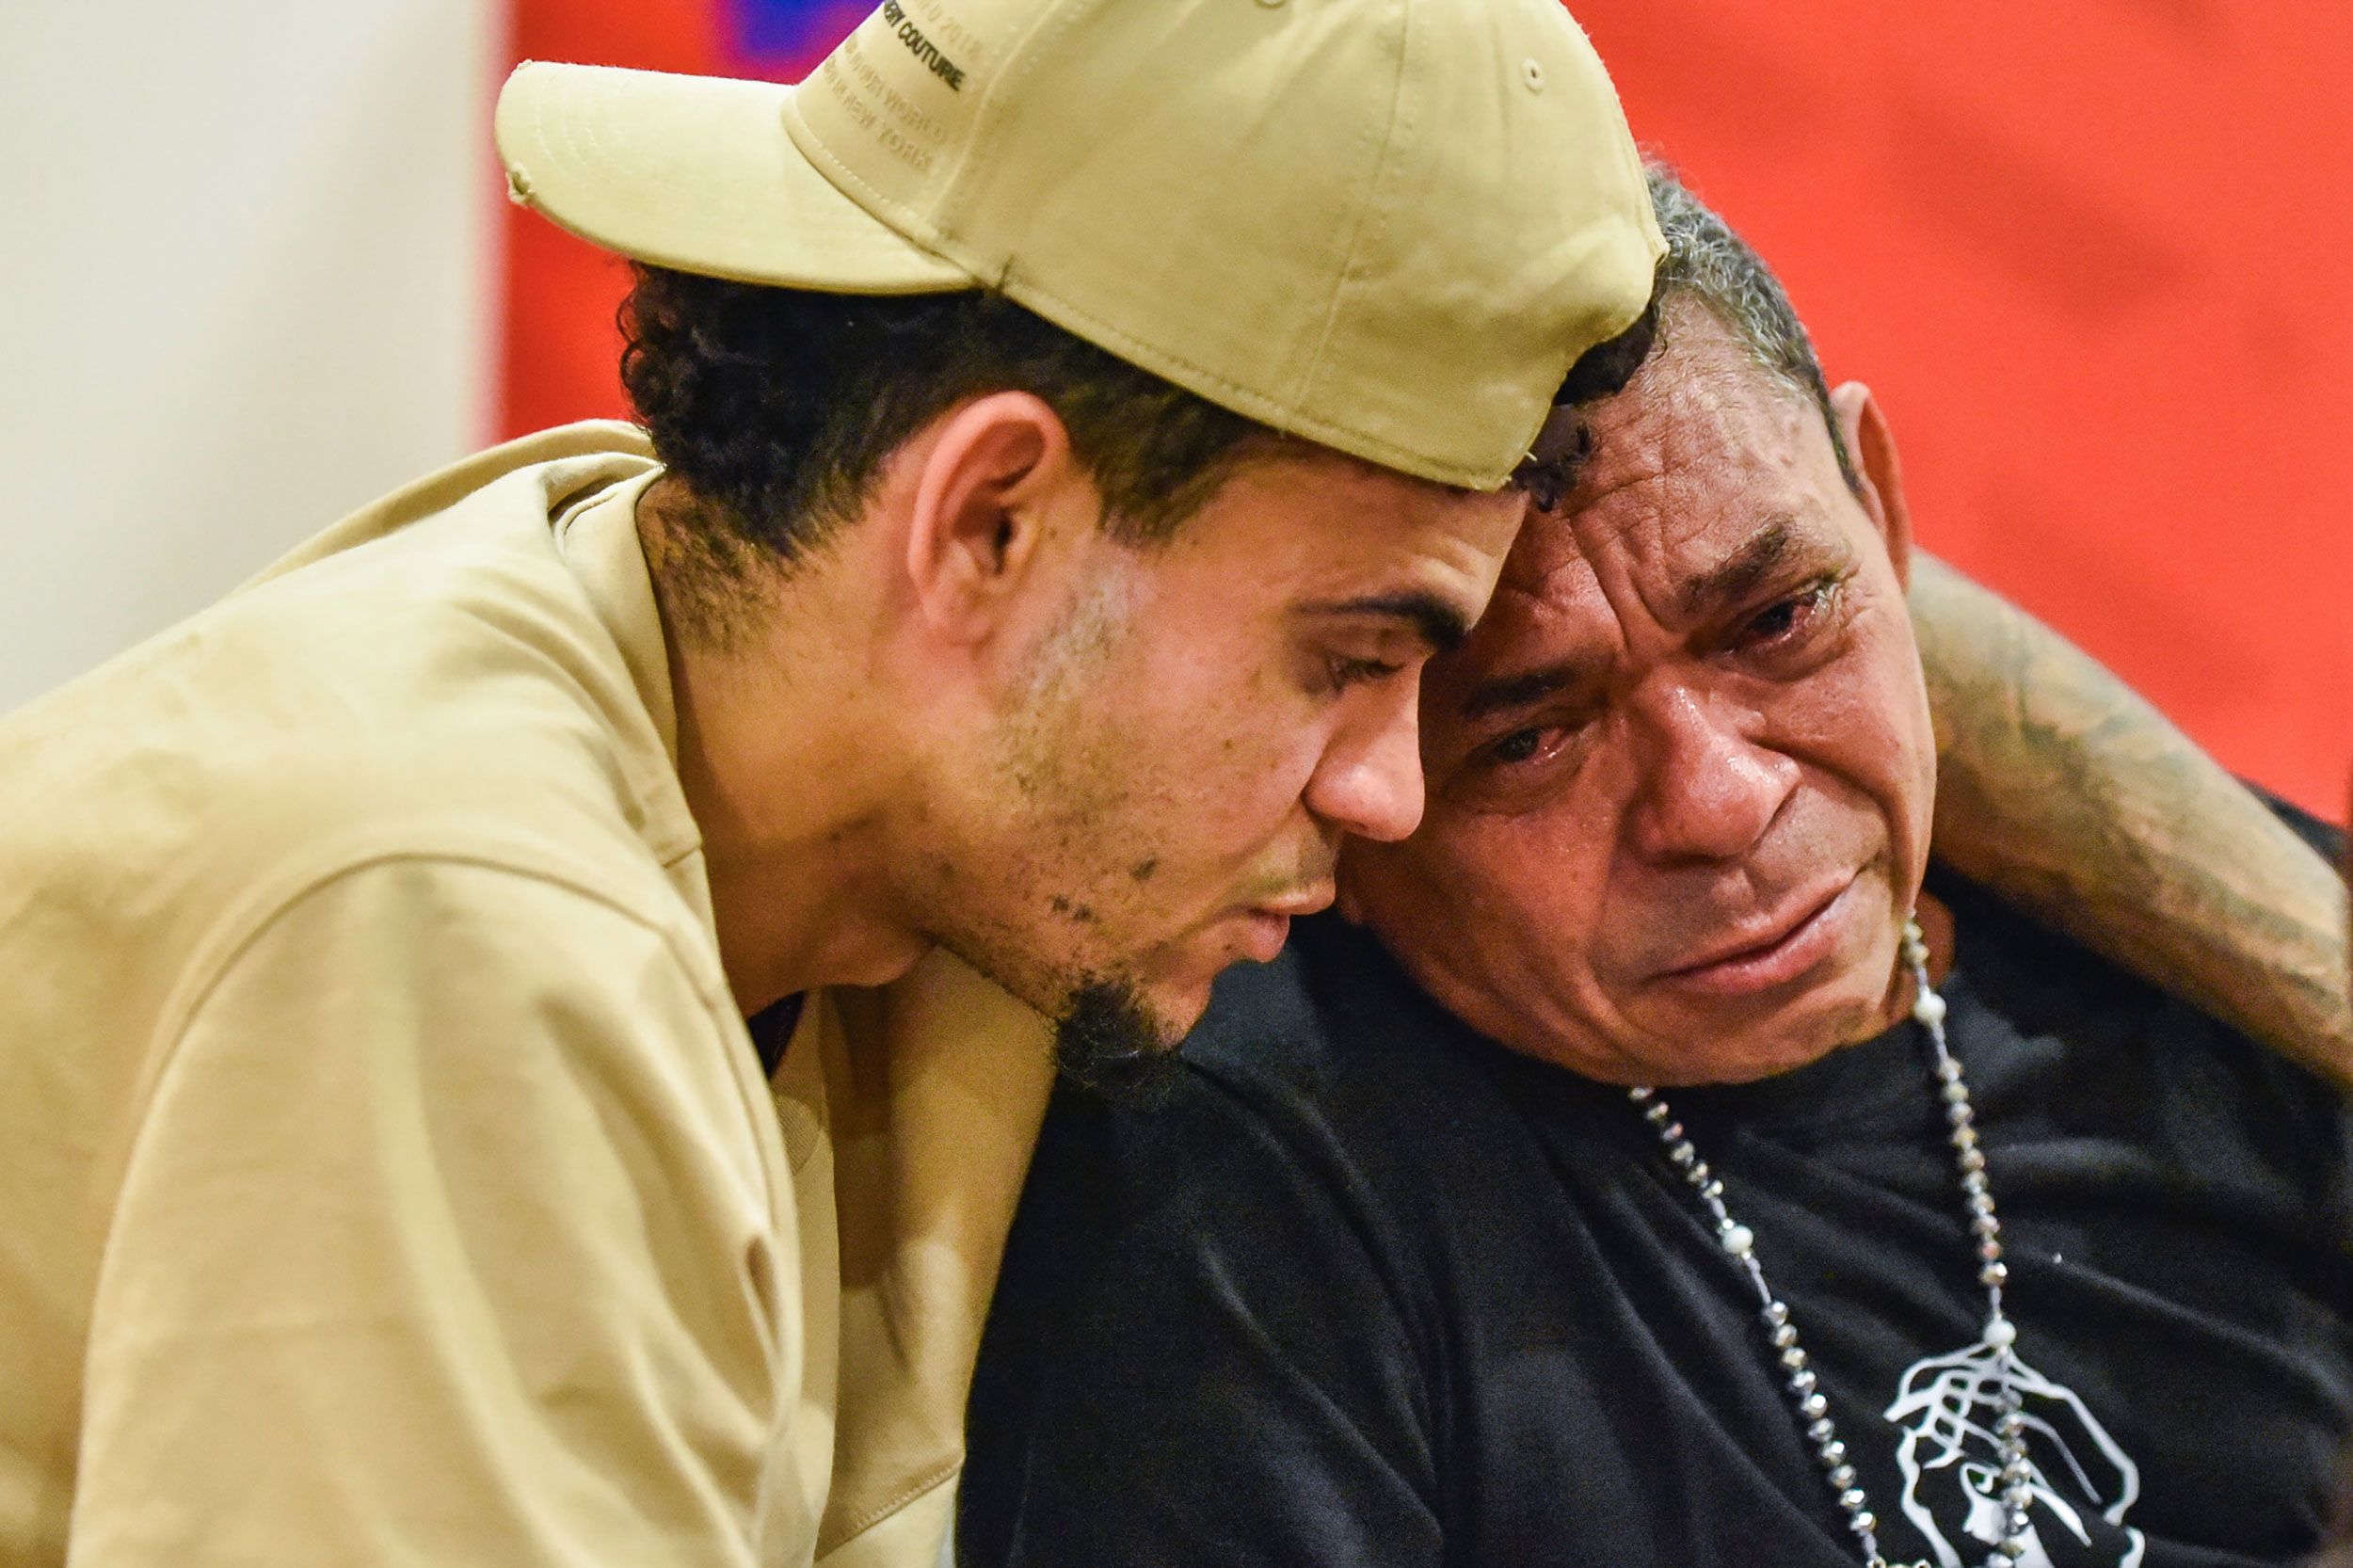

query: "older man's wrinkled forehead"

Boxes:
[1450, 307, 1848, 670]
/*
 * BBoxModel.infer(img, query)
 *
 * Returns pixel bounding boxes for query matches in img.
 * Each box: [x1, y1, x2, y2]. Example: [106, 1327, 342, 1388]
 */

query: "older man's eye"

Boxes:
[1748, 600, 1801, 641]
[1451, 717, 1593, 807]
[1489, 727, 1550, 765]
[1740, 579, 1838, 649]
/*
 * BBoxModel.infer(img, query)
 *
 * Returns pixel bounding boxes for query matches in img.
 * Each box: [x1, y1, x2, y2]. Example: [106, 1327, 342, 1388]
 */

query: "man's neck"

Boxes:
[1844, 887, 1958, 1064]
[642, 486, 934, 1015]
[1913, 888, 1957, 989]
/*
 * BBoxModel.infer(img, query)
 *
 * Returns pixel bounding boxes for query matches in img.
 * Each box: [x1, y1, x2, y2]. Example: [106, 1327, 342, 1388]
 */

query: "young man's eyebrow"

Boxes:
[1295, 593, 1470, 655]
[1460, 658, 1589, 723]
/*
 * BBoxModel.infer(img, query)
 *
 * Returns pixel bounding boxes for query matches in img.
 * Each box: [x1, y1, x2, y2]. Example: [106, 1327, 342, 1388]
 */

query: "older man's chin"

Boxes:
[1610, 956, 1912, 1087]
[1456, 967, 1897, 1089]
[1629, 1013, 1890, 1088]
[1626, 872, 1916, 1081]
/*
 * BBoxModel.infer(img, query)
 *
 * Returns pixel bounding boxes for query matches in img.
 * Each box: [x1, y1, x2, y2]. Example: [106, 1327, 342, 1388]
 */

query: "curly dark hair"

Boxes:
[619, 266, 1269, 573]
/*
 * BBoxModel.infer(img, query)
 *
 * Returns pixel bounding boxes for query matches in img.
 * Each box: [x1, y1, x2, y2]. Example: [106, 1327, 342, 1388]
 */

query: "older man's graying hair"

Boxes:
[1627, 165, 1865, 496]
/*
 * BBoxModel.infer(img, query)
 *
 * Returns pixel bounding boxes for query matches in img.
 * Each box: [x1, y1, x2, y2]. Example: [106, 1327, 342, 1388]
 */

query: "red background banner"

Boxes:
[502, 0, 2353, 814]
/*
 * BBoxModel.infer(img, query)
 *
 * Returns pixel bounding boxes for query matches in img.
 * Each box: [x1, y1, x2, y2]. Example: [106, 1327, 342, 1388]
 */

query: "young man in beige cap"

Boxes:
[0, 3, 2338, 1567]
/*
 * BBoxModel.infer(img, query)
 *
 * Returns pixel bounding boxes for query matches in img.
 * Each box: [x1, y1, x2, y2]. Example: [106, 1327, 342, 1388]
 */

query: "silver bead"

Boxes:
[1950, 1124, 1979, 1151]
[1684, 1160, 1711, 1186]
[1829, 1464, 1857, 1491]
[1849, 1510, 1877, 1536]
[1644, 1100, 1670, 1124]
[2003, 1484, 2033, 1511]
[1980, 1260, 2009, 1288]
[1721, 1224, 1755, 1257]
[1935, 1056, 1963, 1084]
[1669, 1141, 1696, 1167]
[1977, 1238, 2004, 1263]
[1971, 1213, 2002, 1239]
[1808, 1416, 1835, 1443]
[1762, 1301, 1790, 1327]
[1967, 1192, 1996, 1216]
[1662, 1122, 1684, 1143]
[1779, 1344, 1807, 1369]
[1699, 1178, 1724, 1200]
[1941, 1080, 1970, 1105]
[1959, 1145, 1986, 1172]
[1788, 1368, 1817, 1396]
[1801, 1393, 1829, 1419]
[1961, 1171, 1989, 1195]
[1817, 1440, 1847, 1467]
[1770, 1322, 1799, 1349]
[1628, 1086, 1655, 1102]
[2007, 1508, 2032, 1535]
[1946, 1102, 1975, 1128]
[1840, 1487, 1867, 1512]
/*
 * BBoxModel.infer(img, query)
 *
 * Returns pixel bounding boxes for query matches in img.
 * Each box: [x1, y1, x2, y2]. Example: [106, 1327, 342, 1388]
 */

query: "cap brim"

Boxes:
[496, 61, 975, 294]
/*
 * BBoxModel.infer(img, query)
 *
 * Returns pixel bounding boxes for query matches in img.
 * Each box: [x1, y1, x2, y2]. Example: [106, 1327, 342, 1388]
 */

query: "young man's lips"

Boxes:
[1657, 876, 1860, 998]
[1258, 881, 1337, 919]
[1216, 887, 1329, 967]
[1236, 910, 1292, 963]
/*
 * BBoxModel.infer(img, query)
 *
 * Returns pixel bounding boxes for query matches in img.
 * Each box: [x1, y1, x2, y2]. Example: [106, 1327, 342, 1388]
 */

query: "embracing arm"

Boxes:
[1912, 555, 2351, 1090]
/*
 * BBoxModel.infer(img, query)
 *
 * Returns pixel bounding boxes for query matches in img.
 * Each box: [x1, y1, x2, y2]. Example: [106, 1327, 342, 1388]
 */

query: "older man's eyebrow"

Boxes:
[1295, 592, 1470, 655]
[1460, 658, 1589, 722]
[1678, 518, 1802, 618]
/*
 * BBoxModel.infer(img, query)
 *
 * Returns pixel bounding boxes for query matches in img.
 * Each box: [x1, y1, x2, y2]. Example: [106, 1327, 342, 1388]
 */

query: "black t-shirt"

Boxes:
[962, 854, 2353, 1567]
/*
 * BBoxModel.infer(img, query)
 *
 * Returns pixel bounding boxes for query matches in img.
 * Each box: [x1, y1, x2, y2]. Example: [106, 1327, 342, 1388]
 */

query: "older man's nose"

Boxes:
[1305, 687, 1427, 844]
[1626, 686, 1797, 863]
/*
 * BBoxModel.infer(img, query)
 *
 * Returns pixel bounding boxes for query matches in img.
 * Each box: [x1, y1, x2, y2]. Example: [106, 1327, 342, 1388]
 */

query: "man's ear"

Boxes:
[1829, 382, 1914, 587]
[903, 391, 1085, 644]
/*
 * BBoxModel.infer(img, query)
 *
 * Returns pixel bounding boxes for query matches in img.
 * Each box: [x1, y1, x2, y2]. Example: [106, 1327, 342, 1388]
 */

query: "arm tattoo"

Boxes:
[1913, 555, 2351, 1090]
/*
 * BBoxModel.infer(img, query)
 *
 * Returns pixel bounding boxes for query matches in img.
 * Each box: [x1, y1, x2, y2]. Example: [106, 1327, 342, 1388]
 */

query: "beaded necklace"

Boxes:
[1626, 919, 2038, 1568]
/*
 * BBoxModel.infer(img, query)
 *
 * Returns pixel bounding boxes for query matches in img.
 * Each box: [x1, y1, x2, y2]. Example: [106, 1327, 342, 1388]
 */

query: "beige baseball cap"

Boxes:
[496, 0, 1662, 490]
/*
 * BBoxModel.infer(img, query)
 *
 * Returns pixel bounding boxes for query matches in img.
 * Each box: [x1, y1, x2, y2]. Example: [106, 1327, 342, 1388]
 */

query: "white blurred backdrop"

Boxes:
[0, 0, 499, 713]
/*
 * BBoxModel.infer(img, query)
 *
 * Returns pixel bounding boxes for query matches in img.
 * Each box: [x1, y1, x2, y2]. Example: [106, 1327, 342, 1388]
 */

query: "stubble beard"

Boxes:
[1053, 976, 1186, 1105]
[920, 904, 1187, 1105]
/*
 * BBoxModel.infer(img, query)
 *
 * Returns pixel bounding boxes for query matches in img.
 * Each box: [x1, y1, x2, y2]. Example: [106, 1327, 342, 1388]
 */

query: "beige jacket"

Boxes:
[0, 424, 1052, 1567]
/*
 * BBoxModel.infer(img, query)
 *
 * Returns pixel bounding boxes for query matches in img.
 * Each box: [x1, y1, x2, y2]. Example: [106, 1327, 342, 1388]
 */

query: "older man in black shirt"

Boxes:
[959, 170, 2353, 1568]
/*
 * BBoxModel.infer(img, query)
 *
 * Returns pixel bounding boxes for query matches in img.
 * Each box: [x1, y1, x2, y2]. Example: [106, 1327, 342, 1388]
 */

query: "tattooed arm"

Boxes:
[1913, 555, 2351, 1090]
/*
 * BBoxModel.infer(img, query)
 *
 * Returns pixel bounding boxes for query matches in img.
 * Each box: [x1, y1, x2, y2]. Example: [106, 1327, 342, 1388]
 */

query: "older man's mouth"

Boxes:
[1657, 874, 1862, 999]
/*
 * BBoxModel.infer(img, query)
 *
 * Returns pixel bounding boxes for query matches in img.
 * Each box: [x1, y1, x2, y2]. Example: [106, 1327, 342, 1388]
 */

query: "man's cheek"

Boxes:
[1478, 817, 1604, 948]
